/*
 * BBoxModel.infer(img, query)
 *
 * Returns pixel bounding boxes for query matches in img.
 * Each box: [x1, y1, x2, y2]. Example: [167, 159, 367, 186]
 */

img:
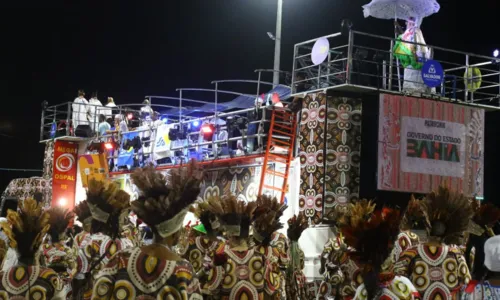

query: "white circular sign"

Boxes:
[55, 153, 75, 172]
[311, 37, 330, 65]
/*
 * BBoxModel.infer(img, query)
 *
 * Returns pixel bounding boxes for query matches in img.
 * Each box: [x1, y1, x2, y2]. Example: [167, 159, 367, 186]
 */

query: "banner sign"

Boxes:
[78, 154, 109, 188]
[377, 94, 484, 196]
[52, 140, 78, 209]
[154, 124, 173, 159]
[400, 117, 466, 177]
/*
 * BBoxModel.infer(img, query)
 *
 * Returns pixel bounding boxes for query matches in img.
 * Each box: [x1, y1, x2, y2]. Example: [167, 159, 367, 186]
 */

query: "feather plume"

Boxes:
[1, 198, 50, 258]
[73, 200, 91, 222]
[0, 239, 6, 264]
[472, 203, 500, 228]
[401, 195, 427, 230]
[86, 179, 130, 215]
[340, 208, 401, 270]
[422, 185, 474, 239]
[287, 213, 309, 242]
[46, 206, 75, 236]
[253, 195, 288, 245]
[131, 160, 202, 228]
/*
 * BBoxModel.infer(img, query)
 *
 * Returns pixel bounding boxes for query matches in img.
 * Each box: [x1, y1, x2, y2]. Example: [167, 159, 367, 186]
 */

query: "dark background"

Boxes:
[1, 0, 499, 202]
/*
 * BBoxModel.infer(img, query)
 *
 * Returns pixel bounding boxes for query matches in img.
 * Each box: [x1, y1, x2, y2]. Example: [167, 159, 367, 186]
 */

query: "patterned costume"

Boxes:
[285, 213, 310, 300]
[354, 275, 419, 300]
[92, 247, 202, 299]
[92, 163, 204, 299]
[392, 231, 420, 263]
[0, 265, 61, 299]
[0, 199, 63, 299]
[39, 241, 77, 298]
[395, 244, 471, 299]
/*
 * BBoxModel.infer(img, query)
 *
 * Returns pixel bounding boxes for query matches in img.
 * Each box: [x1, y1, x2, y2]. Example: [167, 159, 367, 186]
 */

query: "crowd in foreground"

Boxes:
[0, 162, 498, 300]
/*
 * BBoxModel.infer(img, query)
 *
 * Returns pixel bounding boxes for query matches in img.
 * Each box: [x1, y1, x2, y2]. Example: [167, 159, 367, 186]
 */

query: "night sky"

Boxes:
[1, 0, 499, 194]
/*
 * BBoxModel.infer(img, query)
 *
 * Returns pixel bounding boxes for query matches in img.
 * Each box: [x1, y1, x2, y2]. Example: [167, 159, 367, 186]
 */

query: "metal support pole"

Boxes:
[256, 71, 262, 98]
[214, 82, 219, 158]
[382, 60, 387, 90]
[40, 104, 45, 141]
[66, 102, 71, 136]
[273, 0, 283, 87]
[346, 30, 354, 84]
[291, 45, 298, 94]
[389, 40, 394, 90]
[465, 55, 469, 102]
[179, 90, 183, 122]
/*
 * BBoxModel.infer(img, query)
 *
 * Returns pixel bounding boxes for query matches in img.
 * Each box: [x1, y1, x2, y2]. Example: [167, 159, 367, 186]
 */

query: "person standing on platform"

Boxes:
[102, 97, 116, 125]
[72, 89, 89, 129]
[88, 91, 103, 132]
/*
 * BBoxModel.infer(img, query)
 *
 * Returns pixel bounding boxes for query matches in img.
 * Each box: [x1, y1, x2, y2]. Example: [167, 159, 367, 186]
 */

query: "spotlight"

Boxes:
[104, 142, 114, 150]
[127, 113, 133, 120]
[494, 49, 499, 58]
[192, 120, 200, 127]
[161, 116, 168, 123]
[201, 123, 215, 141]
[58, 198, 67, 206]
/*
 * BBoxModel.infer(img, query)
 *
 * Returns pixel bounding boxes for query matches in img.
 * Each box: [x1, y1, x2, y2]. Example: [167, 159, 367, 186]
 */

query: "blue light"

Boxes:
[161, 117, 168, 123]
[192, 120, 200, 127]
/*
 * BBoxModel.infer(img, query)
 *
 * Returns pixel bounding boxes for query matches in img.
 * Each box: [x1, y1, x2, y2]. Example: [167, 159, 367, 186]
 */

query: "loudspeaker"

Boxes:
[1, 197, 18, 217]
[75, 125, 93, 137]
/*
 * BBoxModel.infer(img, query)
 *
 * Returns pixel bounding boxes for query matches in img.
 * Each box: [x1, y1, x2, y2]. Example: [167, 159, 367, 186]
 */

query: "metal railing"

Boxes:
[291, 29, 500, 110]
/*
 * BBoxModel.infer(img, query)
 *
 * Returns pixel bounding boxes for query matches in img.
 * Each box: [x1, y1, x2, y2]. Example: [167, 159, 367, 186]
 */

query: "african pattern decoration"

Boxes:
[39, 242, 78, 298]
[76, 232, 131, 300]
[395, 244, 471, 300]
[299, 93, 362, 224]
[1, 177, 52, 209]
[317, 237, 346, 300]
[92, 247, 203, 299]
[0, 265, 60, 299]
[182, 235, 225, 297]
[353, 275, 419, 300]
[391, 231, 420, 263]
[207, 246, 271, 300]
[324, 96, 362, 221]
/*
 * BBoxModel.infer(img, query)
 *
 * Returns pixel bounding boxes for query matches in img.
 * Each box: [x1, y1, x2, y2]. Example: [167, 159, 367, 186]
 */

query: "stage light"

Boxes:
[104, 142, 114, 150]
[127, 113, 133, 120]
[161, 116, 168, 123]
[58, 198, 67, 206]
[201, 123, 215, 141]
[192, 120, 200, 127]
[494, 49, 499, 58]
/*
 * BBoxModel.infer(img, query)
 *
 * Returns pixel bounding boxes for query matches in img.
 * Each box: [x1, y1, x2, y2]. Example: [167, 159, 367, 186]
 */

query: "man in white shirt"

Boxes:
[72, 90, 89, 128]
[88, 91, 103, 132]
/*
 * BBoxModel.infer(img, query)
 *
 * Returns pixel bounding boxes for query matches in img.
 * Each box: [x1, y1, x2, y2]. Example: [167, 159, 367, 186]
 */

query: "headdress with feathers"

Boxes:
[422, 185, 474, 241]
[338, 199, 376, 229]
[46, 207, 75, 243]
[286, 213, 309, 299]
[0, 198, 50, 258]
[0, 239, 7, 264]
[190, 196, 223, 237]
[205, 195, 257, 238]
[131, 160, 202, 238]
[86, 179, 130, 238]
[400, 195, 427, 231]
[340, 207, 402, 300]
[74, 200, 92, 232]
[252, 195, 288, 245]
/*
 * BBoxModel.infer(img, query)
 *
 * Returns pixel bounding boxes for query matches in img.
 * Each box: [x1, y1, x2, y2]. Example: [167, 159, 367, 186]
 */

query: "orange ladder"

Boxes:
[258, 107, 298, 204]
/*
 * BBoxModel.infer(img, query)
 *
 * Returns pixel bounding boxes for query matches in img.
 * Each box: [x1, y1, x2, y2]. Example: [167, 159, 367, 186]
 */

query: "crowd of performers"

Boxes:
[0, 163, 499, 299]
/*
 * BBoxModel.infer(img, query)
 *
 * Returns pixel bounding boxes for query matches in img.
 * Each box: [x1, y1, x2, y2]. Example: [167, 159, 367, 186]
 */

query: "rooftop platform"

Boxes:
[290, 29, 500, 111]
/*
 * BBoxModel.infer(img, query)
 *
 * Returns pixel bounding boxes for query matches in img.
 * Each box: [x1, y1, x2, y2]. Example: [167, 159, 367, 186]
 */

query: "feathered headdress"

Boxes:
[340, 207, 402, 299]
[287, 213, 309, 242]
[469, 202, 500, 237]
[74, 200, 92, 232]
[400, 195, 427, 231]
[422, 185, 474, 240]
[46, 206, 75, 242]
[252, 195, 288, 245]
[131, 160, 202, 238]
[0, 198, 50, 258]
[190, 196, 224, 236]
[205, 194, 257, 238]
[86, 179, 130, 222]
[338, 199, 376, 229]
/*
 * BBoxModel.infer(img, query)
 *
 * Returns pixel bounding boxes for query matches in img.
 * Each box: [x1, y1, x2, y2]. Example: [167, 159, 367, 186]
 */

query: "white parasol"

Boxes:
[362, 0, 440, 22]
